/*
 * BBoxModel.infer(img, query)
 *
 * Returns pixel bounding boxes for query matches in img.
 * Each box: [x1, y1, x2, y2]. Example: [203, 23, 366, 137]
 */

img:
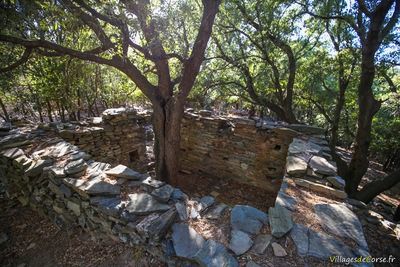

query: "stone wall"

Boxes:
[180, 112, 298, 193]
[55, 108, 148, 171]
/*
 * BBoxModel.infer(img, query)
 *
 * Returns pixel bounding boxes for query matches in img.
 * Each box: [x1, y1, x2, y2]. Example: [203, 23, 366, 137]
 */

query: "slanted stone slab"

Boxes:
[194, 239, 238, 267]
[271, 242, 287, 257]
[327, 176, 345, 189]
[294, 179, 347, 199]
[85, 176, 121, 196]
[2, 148, 24, 159]
[229, 230, 253, 255]
[288, 139, 308, 155]
[315, 203, 368, 249]
[25, 159, 53, 177]
[286, 156, 308, 177]
[275, 191, 296, 211]
[142, 176, 165, 188]
[105, 164, 142, 180]
[90, 196, 124, 217]
[172, 223, 205, 260]
[308, 229, 354, 259]
[290, 223, 309, 257]
[151, 184, 174, 202]
[64, 158, 87, 175]
[309, 156, 337, 176]
[231, 205, 268, 235]
[205, 203, 228, 219]
[198, 196, 215, 211]
[125, 193, 170, 215]
[251, 234, 272, 255]
[136, 208, 176, 241]
[269, 205, 293, 238]
[175, 202, 188, 221]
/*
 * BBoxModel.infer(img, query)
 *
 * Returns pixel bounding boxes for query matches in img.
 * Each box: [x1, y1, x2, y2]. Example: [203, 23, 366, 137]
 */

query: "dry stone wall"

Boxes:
[180, 112, 298, 193]
[54, 108, 148, 171]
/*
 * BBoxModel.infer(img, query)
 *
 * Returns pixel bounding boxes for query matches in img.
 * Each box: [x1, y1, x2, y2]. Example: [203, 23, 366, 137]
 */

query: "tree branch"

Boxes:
[0, 47, 32, 73]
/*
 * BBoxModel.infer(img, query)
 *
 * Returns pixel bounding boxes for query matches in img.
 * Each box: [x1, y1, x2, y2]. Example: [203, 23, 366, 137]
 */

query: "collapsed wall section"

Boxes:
[180, 112, 298, 192]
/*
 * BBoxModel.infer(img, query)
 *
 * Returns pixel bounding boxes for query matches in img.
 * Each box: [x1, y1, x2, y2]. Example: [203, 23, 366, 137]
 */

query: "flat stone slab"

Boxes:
[205, 203, 228, 219]
[309, 156, 337, 176]
[231, 205, 268, 235]
[315, 203, 368, 249]
[327, 176, 345, 189]
[105, 164, 142, 180]
[125, 193, 171, 215]
[136, 208, 176, 241]
[251, 234, 272, 255]
[142, 177, 165, 188]
[269, 205, 293, 238]
[271, 242, 287, 257]
[308, 229, 354, 259]
[294, 178, 347, 199]
[1, 148, 24, 159]
[151, 184, 174, 202]
[172, 223, 205, 260]
[85, 177, 121, 196]
[275, 191, 296, 211]
[175, 202, 188, 221]
[90, 196, 124, 217]
[286, 156, 308, 177]
[290, 224, 309, 257]
[194, 239, 238, 267]
[198, 196, 215, 211]
[229, 230, 253, 255]
[64, 158, 87, 175]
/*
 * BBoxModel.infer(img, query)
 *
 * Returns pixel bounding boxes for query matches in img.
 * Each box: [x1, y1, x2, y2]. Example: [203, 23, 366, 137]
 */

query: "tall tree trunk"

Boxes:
[330, 83, 346, 149]
[0, 96, 10, 122]
[46, 99, 53, 122]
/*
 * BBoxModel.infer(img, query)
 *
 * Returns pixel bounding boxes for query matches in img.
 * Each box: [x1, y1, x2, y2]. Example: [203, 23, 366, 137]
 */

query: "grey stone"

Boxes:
[246, 261, 261, 267]
[49, 167, 66, 178]
[199, 110, 213, 117]
[66, 200, 81, 216]
[309, 156, 337, 176]
[142, 176, 165, 188]
[151, 184, 174, 202]
[288, 139, 308, 155]
[175, 202, 188, 221]
[287, 124, 325, 135]
[294, 178, 347, 199]
[205, 203, 228, 219]
[275, 191, 296, 211]
[64, 158, 87, 175]
[346, 198, 367, 209]
[125, 193, 171, 215]
[194, 239, 239, 267]
[90, 197, 124, 217]
[198, 196, 215, 211]
[308, 229, 354, 259]
[190, 206, 200, 219]
[271, 242, 287, 257]
[315, 203, 368, 249]
[136, 208, 177, 241]
[2, 148, 24, 159]
[231, 205, 268, 235]
[251, 234, 272, 255]
[327, 176, 346, 189]
[85, 176, 121, 196]
[59, 184, 71, 198]
[229, 230, 253, 255]
[105, 164, 143, 180]
[172, 223, 205, 260]
[25, 159, 53, 176]
[171, 188, 189, 201]
[290, 224, 309, 257]
[286, 156, 308, 177]
[269, 205, 293, 238]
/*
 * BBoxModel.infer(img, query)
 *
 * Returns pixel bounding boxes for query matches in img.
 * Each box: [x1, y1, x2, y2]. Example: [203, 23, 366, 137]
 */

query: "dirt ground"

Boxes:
[0, 197, 165, 267]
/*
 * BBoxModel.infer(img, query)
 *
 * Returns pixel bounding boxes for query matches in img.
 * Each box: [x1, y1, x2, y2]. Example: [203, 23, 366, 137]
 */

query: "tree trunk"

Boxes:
[46, 99, 53, 122]
[0, 96, 10, 122]
[152, 99, 184, 185]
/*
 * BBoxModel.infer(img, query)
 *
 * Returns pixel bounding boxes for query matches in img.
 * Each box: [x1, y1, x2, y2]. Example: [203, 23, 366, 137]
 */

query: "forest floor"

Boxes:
[0, 196, 165, 267]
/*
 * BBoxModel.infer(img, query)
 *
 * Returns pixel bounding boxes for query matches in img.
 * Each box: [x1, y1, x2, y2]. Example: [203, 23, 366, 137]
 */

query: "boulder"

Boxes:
[269, 205, 293, 238]
[326, 176, 345, 189]
[231, 205, 268, 235]
[309, 156, 337, 176]
[229, 230, 253, 255]
[286, 156, 307, 177]
[151, 184, 174, 202]
[172, 223, 205, 260]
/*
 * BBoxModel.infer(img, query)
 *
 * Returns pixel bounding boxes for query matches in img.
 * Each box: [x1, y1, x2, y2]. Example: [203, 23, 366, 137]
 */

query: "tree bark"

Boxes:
[46, 99, 53, 122]
[0, 96, 10, 122]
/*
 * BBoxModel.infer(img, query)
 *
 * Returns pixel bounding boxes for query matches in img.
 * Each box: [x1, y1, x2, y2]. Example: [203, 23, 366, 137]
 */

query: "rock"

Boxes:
[85, 176, 121, 196]
[90, 197, 124, 217]
[309, 156, 337, 176]
[199, 110, 212, 117]
[66, 200, 81, 216]
[275, 191, 296, 211]
[172, 223, 205, 260]
[231, 205, 268, 235]
[346, 198, 367, 209]
[194, 239, 239, 267]
[205, 203, 228, 219]
[136, 208, 176, 241]
[286, 124, 325, 135]
[271, 242, 287, 257]
[105, 164, 142, 180]
[269, 205, 293, 238]
[229, 230, 253, 255]
[246, 261, 261, 267]
[326, 176, 345, 189]
[288, 139, 309, 155]
[142, 176, 165, 188]
[294, 178, 347, 199]
[2, 147, 24, 159]
[190, 206, 200, 219]
[0, 232, 8, 245]
[308, 229, 354, 259]
[64, 158, 87, 175]
[290, 224, 309, 257]
[198, 196, 215, 211]
[25, 159, 53, 176]
[125, 193, 171, 215]
[286, 156, 308, 177]
[210, 191, 220, 198]
[171, 188, 189, 201]
[59, 184, 72, 198]
[151, 184, 174, 202]
[251, 234, 272, 255]
[175, 202, 188, 221]
[315, 203, 368, 249]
